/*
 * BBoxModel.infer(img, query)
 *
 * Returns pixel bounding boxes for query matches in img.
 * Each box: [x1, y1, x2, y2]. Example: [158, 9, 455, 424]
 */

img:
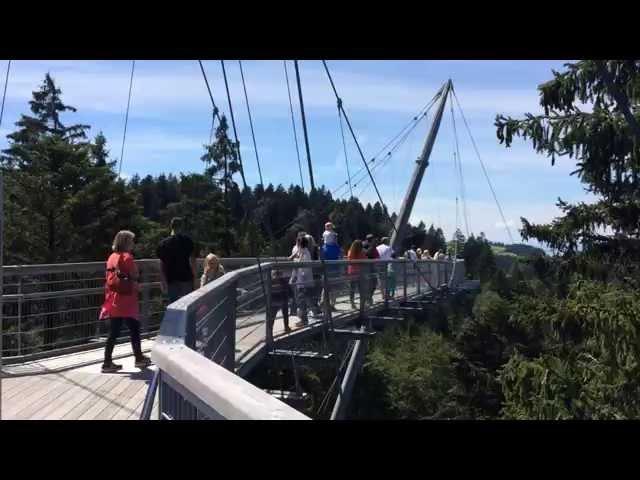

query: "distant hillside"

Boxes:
[503, 244, 546, 258]
[490, 243, 545, 258]
[489, 243, 545, 275]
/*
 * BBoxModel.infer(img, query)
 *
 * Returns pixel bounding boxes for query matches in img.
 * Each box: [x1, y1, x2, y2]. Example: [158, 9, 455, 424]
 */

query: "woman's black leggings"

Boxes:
[104, 317, 143, 363]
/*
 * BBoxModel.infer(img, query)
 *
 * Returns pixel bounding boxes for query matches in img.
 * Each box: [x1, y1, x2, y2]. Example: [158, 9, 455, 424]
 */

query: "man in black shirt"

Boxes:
[156, 217, 197, 304]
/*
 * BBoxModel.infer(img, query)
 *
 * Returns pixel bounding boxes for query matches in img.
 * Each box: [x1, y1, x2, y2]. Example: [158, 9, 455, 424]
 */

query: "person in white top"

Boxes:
[435, 250, 447, 261]
[288, 232, 306, 314]
[406, 245, 418, 261]
[292, 236, 313, 327]
[322, 222, 338, 246]
[376, 237, 394, 260]
[376, 237, 394, 300]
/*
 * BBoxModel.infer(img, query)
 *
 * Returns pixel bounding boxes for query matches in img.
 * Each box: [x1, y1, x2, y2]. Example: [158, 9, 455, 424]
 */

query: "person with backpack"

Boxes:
[266, 267, 291, 340]
[99, 230, 152, 373]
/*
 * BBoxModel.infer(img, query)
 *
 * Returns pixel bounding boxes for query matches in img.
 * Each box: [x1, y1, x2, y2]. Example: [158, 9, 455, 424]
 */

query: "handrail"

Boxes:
[152, 342, 309, 420]
[139, 369, 160, 420]
[150, 260, 310, 420]
[148, 257, 465, 420]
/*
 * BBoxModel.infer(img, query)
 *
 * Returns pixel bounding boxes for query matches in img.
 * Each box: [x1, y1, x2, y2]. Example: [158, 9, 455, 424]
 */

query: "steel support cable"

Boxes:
[353, 107, 431, 197]
[452, 88, 514, 244]
[238, 60, 264, 187]
[208, 113, 216, 144]
[330, 93, 440, 197]
[316, 339, 355, 416]
[368, 92, 442, 162]
[348, 112, 424, 193]
[117, 60, 135, 177]
[284, 61, 305, 191]
[337, 103, 354, 198]
[197, 61, 269, 343]
[199, 60, 222, 158]
[322, 60, 438, 291]
[332, 106, 432, 199]
[331, 100, 436, 197]
[353, 109, 431, 199]
[198, 60, 222, 123]
[263, 76, 439, 235]
[449, 94, 470, 237]
[221, 60, 248, 190]
[448, 195, 460, 288]
[0, 60, 10, 128]
[0, 59, 9, 420]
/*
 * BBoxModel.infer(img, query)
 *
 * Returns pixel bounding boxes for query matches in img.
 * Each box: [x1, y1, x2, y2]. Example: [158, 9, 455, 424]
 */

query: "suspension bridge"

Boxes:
[0, 60, 510, 420]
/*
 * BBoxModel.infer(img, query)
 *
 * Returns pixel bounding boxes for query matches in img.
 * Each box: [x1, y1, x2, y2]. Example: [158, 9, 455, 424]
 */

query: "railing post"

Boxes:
[383, 261, 389, 309]
[358, 263, 366, 325]
[403, 260, 408, 301]
[417, 261, 421, 295]
[17, 277, 23, 356]
[226, 280, 238, 372]
[321, 261, 333, 329]
[141, 266, 150, 333]
[264, 265, 273, 349]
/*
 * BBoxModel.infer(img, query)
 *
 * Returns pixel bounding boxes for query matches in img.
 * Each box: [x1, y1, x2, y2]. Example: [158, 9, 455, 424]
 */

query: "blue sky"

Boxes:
[0, 60, 592, 246]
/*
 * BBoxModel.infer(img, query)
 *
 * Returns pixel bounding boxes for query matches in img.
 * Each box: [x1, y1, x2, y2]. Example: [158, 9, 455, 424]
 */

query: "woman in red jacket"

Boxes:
[347, 239, 366, 309]
[99, 230, 152, 373]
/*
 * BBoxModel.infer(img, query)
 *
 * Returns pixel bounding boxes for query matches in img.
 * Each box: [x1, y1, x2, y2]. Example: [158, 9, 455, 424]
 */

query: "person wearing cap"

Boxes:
[376, 237, 393, 260]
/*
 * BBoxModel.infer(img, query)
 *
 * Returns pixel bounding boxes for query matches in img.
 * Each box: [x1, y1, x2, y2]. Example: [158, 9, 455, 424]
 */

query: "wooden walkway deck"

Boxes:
[1, 285, 421, 420]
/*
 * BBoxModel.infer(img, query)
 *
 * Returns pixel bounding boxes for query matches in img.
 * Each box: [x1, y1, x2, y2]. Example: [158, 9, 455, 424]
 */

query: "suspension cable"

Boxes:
[353, 108, 430, 199]
[322, 61, 388, 214]
[353, 107, 430, 193]
[208, 112, 216, 144]
[330, 92, 440, 197]
[0, 59, 10, 420]
[451, 88, 514, 243]
[198, 60, 222, 123]
[337, 103, 353, 198]
[0, 60, 10, 129]
[220, 60, 248, 190]
[197, 61, 270, 335]
[332, 95, 438, 199]
[449, 95, 470, 237]
[118, 60, 135, 177]
[284, 61, 305, 191]
[238, 60, 264, 186]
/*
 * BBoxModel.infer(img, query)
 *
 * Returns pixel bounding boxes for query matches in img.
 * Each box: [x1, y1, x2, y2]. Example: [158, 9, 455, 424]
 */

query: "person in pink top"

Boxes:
[99, 230, 152, 373]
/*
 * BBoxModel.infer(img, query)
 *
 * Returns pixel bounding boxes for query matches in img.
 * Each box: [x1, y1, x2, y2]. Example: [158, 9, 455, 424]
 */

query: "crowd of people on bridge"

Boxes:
[98, 216, 452, 373]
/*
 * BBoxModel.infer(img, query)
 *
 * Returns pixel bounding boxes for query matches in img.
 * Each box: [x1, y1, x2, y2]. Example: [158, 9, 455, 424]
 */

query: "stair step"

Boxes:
[368, 315, 404, 322]
[268, 349, 334, 360]
[332, 328, 377, 338]
[264, 389, 309, 402]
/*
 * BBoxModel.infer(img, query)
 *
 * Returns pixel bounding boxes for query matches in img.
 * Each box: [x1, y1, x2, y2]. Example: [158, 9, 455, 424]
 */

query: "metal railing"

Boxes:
[145, 257, 465, 420]
[0, 257, 268, 362]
